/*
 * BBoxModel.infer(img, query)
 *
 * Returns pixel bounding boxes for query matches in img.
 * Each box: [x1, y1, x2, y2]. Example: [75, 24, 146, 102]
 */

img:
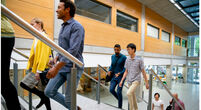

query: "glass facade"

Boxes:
[187, 35, 199, 57]
[187, 68, 199, 84]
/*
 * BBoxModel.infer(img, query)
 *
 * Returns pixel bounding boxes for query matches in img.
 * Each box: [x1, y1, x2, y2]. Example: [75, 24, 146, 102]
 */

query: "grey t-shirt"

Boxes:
[124, 56, 144, 84]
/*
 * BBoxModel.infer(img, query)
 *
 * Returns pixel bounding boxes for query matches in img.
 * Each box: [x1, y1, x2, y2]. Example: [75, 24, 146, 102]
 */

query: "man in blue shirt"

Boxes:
[45, 0, 84, 110]
[108, 44, 127, 109]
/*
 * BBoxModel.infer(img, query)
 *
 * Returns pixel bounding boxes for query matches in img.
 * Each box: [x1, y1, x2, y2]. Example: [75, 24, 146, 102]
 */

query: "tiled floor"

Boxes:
[25, 80, 199, 110]
[100, 81, 199, 110]
[78, 80, 199, 110]
[32, 95, 121, 110]
[144, 81, 199, 110]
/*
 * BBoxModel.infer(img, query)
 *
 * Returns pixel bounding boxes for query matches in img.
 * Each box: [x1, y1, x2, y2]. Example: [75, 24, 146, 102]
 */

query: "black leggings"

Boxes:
[20, 82, 51, 110]
[1, 37, 21, 110]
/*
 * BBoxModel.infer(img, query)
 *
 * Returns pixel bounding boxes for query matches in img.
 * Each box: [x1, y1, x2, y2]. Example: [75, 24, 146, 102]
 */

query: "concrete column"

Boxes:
[54, 0, 62, 40]
[136, 4, 145, 102]
[166, 23, 175, 89]
[141, 4, 145, 51]
[171, 24, 174, 56]
[182, 65, 187, 83]
[166, 65, 172, 89]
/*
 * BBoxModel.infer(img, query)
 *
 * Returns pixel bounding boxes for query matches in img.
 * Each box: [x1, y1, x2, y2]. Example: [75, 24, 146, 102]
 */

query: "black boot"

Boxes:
[20, 82, 51, 110]
[36, 96, 51, 110]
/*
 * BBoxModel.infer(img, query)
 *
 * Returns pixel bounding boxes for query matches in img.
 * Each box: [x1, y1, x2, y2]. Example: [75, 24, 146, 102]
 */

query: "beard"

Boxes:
[115, 53, 120, 56]
[57, 13, 64, 19]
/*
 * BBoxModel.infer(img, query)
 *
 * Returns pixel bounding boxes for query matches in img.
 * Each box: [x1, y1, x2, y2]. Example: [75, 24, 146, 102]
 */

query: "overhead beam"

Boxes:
[187, 10, 199, 14]
[183, 4, 199, 9]
[192, 15, 199, 18]
[175, 0, 186, 2]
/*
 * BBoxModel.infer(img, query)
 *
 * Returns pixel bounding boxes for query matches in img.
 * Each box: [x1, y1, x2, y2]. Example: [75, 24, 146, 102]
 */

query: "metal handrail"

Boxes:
[18, 96, 36, 110]
[11, 48, 29, 62]
[98, 64, 148, 104]
[12, 48, 29, 61]
[1, 4, 83, 68]
[12, 48, 108, 90]
[13, 48, 145, 107]
[150, 69, 185, 110]
[13, 48, 111, 106]
[98, 64, 108, 73]
[1, 96, 8, 110]
[82, 72, 108, 89]
[11, 57, 18, 62]
[10, 48, 36, 110]
[1, 4, 82, 110]
[12, 48, 147, 108]
[13, 48, 29, 59]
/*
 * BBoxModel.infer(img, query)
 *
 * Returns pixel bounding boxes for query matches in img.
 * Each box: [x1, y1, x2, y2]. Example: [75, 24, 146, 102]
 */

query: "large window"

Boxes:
[117, 10, 138, 32]
[188, 35, 199, 57]
[182, 39, 187, 47]
[175, 36, 181, 46]
[161, 30, 170, 42]
[75, 0, 111, 24]
[147, 24, 159, 39]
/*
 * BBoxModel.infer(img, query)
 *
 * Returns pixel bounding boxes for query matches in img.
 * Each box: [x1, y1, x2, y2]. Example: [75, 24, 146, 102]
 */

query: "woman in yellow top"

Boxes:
[20, 18, 52, 110]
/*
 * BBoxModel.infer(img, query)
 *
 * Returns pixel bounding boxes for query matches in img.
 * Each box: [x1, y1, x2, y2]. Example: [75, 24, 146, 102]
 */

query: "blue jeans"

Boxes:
[109, 77, 125, 108]
[44, 68, 83, 109]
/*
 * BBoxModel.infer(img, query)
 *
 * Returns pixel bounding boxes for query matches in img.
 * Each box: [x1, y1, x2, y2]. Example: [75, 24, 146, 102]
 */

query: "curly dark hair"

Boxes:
[60, 0, 76, 17]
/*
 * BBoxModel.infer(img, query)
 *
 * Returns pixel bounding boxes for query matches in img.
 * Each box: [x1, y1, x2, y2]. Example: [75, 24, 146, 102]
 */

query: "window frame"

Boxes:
[116, 10, 138, 32]
[182, 39, 187, 48]
[161, 30, 171, 42]
[175, 36, 181, 46]
[147, 23, 160, 39]
[75, 0, 112, 24]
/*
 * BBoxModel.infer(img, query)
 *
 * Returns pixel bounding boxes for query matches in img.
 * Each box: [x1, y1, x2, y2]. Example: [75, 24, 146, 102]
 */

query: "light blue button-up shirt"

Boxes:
[57, 18, 85, 73]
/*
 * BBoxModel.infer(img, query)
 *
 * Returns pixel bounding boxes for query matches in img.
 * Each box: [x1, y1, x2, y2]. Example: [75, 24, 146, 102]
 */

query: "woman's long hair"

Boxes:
[31, 17, 47, 33]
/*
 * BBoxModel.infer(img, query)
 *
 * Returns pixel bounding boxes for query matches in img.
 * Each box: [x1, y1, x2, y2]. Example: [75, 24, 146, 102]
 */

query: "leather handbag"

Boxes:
[39, 68, 50, 86]
[105, 72, 114, 82]
[39, 50, 54, 86]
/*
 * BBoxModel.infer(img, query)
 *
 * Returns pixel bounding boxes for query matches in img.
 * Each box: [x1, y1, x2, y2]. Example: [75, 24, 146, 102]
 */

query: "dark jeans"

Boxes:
[109, 77, 125, 108]
[1, 37, 21, 110]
